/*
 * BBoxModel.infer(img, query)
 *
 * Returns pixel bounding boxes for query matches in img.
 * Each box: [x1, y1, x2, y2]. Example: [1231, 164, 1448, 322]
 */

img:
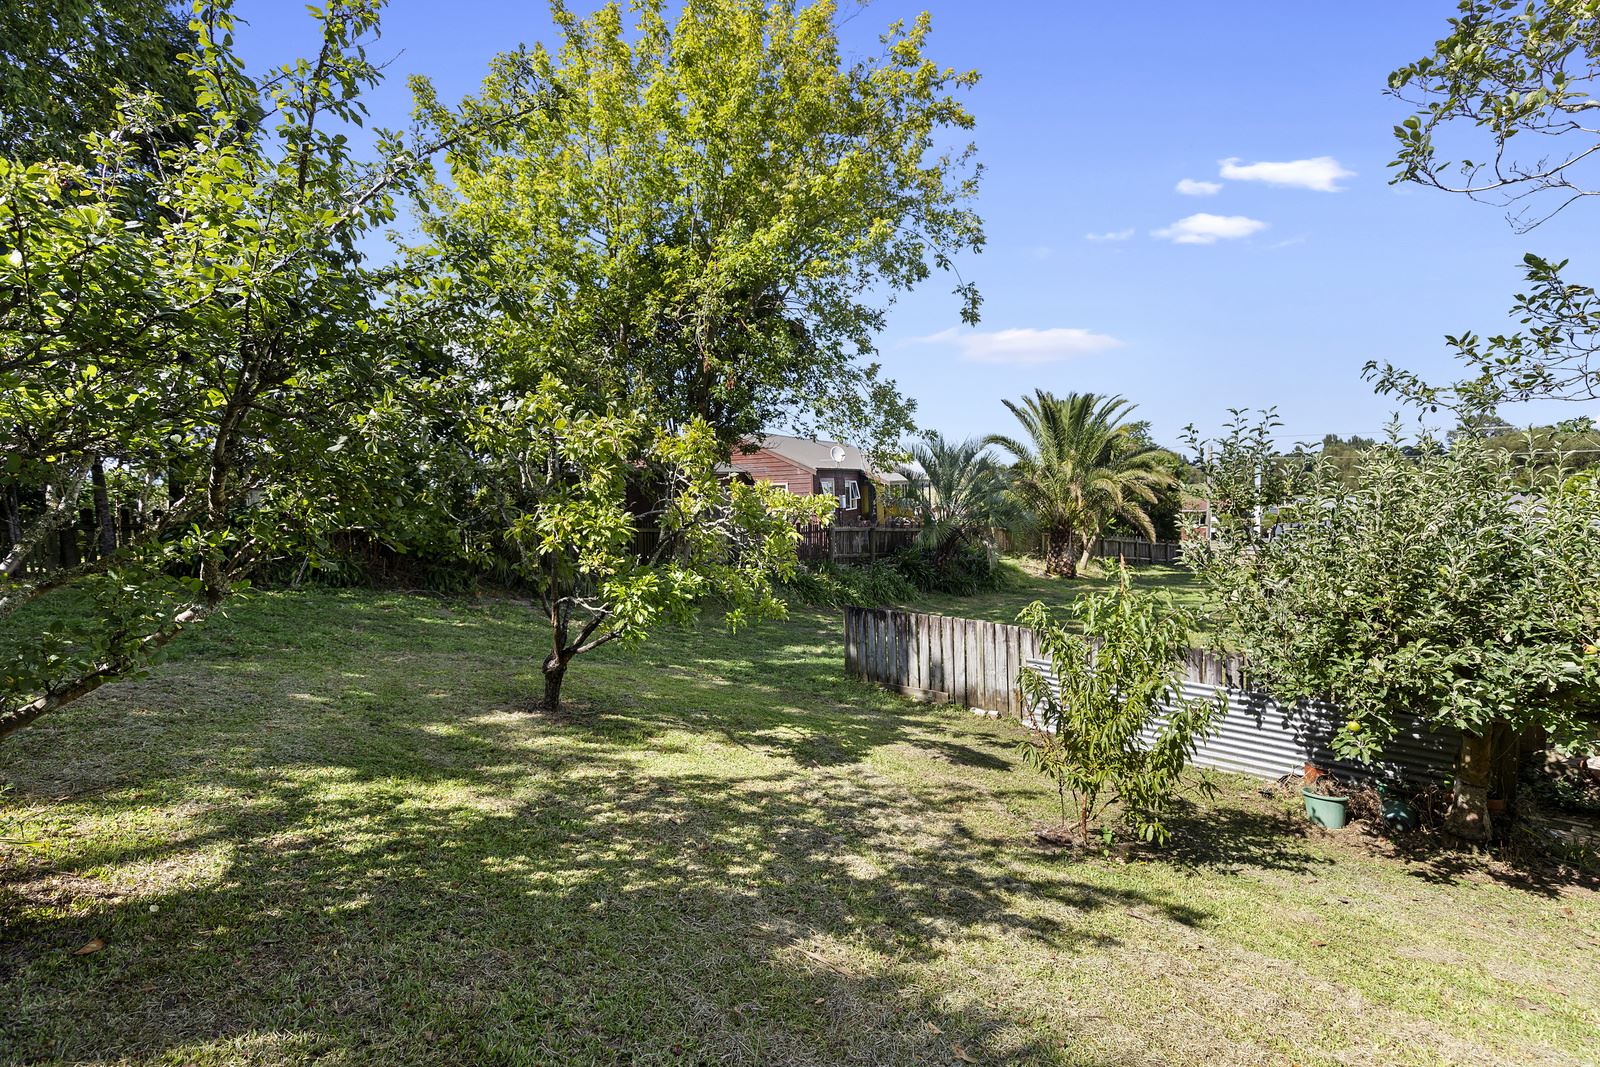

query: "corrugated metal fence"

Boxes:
[845, 607, 1461, 783]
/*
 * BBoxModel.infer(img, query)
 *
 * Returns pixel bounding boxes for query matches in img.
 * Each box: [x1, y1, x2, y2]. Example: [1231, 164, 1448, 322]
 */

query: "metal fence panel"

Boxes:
[842, 605, 1459, 784]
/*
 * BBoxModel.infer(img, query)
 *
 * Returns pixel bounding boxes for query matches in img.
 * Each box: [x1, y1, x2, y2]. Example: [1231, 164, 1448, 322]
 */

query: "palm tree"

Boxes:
[900, 432, 1010, 563]
[985, 391, 1175, 577]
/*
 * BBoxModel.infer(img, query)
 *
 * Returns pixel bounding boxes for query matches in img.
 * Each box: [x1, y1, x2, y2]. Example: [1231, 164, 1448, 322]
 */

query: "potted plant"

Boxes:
[1302, 775, 1350, 829]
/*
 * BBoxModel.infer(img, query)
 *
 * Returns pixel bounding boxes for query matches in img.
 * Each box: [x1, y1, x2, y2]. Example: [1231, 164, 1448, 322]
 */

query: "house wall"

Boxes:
[735, 446, 875, 525]
[737, 449, 815, 494]
[815, 466, 872, 525]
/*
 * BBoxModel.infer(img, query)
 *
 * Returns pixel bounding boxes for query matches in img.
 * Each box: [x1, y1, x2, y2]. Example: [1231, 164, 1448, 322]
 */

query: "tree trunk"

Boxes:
[91, 458, 116, 558]
[542, 653, 568, 712]
[1446, 729, 1494, 840]
[1044, 526, 1077, 578]
[1076, 534, 1096, 574]
[2, 485, 19, 551]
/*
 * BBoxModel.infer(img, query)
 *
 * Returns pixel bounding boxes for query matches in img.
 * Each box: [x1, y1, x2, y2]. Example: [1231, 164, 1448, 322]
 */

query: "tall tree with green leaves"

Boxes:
[986, 392, 1175, 577]
[407, 0, 985, 453]
[389, 0, 984, 709]
[0, 0, 527, 740]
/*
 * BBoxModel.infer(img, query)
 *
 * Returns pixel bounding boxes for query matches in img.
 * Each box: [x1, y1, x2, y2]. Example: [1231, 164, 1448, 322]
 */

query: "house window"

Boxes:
[819, 477, 834, 499]
[770, 482, 787, 493]
[844, 480, 860, 510]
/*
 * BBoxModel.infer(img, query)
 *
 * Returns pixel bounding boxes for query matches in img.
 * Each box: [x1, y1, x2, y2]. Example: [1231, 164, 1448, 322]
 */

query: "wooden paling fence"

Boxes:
[1090, 535, 1183, 565]
[843, 606, 1039, 716]
[799, 525, 919, 563]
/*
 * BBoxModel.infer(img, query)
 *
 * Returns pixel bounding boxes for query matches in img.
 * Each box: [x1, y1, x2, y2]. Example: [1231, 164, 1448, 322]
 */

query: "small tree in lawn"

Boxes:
[1015, 571, 1223, 845]
[464, 376, 833, 713]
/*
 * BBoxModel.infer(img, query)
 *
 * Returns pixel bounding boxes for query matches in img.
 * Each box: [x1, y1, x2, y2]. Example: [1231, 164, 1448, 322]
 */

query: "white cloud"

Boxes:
[1152, 213, 1268, 245]
[912, 326, 1126, 365]
[1176, 178, 1222, 197]
[1084, 228, 1134, 242]
[1219, 156, 1354, 192]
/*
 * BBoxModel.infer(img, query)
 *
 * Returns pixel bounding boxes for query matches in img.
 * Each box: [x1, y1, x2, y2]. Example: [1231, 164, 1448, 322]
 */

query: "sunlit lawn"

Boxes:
[2, 589, 1596, 1065]
[914, 558, 1211, 638]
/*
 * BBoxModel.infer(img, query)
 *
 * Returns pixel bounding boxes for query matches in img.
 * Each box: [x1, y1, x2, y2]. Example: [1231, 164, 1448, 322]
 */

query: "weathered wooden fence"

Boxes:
[800, 525, 919, 564]
[845, 607, 1461, 783]
[844, 606, 1039, 716]
[1090, 535, 1183, 565]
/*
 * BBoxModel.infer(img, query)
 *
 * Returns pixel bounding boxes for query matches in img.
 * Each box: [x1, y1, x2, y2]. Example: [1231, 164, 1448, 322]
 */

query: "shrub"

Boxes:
[1189, 440, 1600, 838]
[1016, 570, 1223, 845]
[780, 561, 918, 609]
[890, 540, 1016, 595]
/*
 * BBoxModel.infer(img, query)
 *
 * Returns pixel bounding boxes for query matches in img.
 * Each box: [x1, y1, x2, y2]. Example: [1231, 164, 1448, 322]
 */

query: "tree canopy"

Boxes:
[407, 0, 985, 453]
[1375, 1, 1600, 408]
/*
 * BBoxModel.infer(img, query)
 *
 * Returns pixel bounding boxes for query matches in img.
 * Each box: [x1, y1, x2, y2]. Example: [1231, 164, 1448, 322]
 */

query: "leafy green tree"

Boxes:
[899, 432, 1009, 563]
[987, 391, 1175, 577]
[1188, 440, 1600, 839]
[451, 376, 833, 712]
[1016, 571, 1222, 845]
[1181, 408, 1306, 540]
[384, 0, 986, 709]
[407, 0, 985, 452]
[0, 0, 199, 163]
[0, 0, 523, 740]
[1374, 2, 1600, 408]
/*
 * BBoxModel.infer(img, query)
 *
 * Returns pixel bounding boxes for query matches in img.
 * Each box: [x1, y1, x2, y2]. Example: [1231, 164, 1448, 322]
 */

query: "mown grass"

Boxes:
[2, 589, 1597, 1065]
[913, 559, 1211, 636]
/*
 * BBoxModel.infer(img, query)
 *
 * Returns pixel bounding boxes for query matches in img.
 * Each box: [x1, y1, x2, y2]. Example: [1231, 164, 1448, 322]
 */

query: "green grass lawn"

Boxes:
[914, 558, 1211, 636]
[2, 589, 1597, 1065]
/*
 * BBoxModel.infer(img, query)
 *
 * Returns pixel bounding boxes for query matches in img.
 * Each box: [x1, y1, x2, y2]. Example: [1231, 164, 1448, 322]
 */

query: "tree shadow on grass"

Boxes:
[2, 593, 1191, 1065]
[1155, 795, 1328, 878]
[1365, 825, 1600, 900]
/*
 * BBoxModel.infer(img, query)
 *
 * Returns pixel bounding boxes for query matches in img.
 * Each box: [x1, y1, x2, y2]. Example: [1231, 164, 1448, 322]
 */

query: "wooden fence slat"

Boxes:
[846, 608, 1054, 718]
[895, 610, 910, 689]
[1004, 624, 1019, 717]
[921, 615, 934, 694]
[844, 608, 857, 676]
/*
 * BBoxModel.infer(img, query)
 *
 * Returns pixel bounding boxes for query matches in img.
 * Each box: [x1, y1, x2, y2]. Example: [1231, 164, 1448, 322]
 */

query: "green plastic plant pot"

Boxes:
[1302, 788, 1349, 829]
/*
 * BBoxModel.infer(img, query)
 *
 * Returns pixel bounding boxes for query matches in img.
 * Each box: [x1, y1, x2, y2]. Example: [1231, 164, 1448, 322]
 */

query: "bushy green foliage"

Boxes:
[1016, 571, 1222, 845]
[1, 0, 472, 739]
[780, 560, 919, 610]
[890, 541, 1016, 596]
[1189, 441, 1600, 763]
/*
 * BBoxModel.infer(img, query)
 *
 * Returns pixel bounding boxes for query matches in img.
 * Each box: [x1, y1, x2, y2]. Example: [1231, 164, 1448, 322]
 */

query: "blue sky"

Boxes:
[235, 0, 1600, 450]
